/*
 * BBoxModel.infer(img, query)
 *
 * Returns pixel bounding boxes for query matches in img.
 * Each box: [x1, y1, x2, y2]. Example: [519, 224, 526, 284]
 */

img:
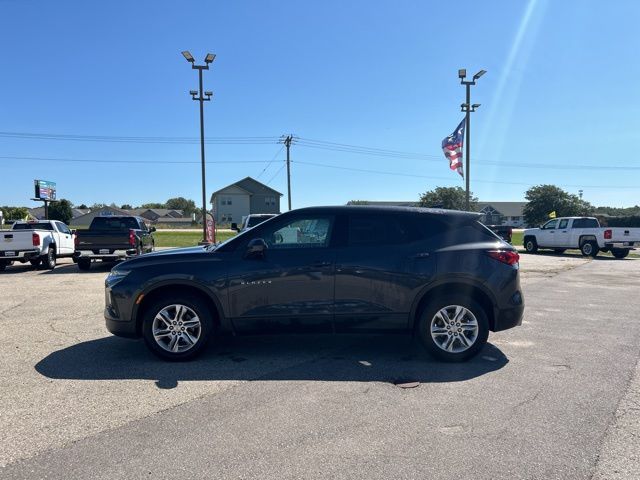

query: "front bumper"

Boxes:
[105, 306, 138, 338]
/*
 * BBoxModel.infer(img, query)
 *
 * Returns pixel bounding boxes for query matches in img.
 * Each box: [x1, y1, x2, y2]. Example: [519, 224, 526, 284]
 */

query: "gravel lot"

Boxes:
[1, 252, 638, 479]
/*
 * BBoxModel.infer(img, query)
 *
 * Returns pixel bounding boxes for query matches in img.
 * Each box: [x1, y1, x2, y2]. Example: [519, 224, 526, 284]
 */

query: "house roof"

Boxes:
[477, 202, 526, 217]
[130, 208, 184, 217]
[210, 176, 283, 201]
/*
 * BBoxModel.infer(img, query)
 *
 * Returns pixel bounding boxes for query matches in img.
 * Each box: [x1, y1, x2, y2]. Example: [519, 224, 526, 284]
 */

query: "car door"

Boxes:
[553, 219, 570, 247]
[538, 219, 558, 247]
[226, 214, 336, 333]
[55, 222, 74, 255]
[333, 213, 437, 332]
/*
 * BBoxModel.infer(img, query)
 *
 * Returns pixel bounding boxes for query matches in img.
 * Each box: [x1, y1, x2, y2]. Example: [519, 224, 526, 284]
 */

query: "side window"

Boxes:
[348, 215, 421, 246]
[264, 217, 332, 249]
[558, 219, 569, 229]
[543, 220, 558, 230]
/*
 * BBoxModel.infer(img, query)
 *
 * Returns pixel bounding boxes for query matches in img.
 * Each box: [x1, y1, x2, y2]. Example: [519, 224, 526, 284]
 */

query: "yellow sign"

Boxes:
[548, 211, 557, 219]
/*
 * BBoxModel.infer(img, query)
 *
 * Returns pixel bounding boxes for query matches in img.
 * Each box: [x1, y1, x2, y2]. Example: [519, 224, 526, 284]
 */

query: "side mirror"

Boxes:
[150, 227, 156, 233]
[245, 238, 267, 259]
[231, 222, 239, 232]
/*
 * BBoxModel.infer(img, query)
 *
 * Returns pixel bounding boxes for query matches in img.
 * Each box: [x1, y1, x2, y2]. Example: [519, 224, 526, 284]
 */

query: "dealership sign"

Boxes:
[34, 180, 57, 201]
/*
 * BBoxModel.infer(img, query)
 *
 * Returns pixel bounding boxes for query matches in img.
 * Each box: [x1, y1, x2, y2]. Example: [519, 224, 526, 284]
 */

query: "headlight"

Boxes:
[106, 269, 131, 284]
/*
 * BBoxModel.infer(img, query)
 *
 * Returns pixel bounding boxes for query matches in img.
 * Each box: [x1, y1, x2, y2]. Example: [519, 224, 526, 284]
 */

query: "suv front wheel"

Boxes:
[142, 295, 214, 361]
[417, 295, 489, 362]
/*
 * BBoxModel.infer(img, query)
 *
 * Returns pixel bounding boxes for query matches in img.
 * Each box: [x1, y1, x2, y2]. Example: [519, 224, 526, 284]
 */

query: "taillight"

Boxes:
[32, 233, 40, 247]
[129, 229, 136, 247]
[604, 229, 612, 240]
[487, 250, 519, 266]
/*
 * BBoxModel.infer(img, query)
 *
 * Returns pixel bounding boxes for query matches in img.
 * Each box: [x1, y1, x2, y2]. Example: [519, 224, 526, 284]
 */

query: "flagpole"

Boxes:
[458, 69, 486, 211]
[465, 82, 471, 211]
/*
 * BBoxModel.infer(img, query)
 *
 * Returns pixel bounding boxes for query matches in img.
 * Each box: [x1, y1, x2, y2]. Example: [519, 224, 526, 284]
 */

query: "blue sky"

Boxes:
[1, 0, 639, 209]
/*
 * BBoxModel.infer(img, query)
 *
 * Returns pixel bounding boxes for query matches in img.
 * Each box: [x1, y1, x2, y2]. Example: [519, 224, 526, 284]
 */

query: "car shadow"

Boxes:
[0, 261, 115, 275]
[35, 334, 508, 389]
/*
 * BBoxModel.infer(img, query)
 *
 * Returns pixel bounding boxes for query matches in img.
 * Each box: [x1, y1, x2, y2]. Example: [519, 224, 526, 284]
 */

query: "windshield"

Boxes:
[90, 217, 139, 230]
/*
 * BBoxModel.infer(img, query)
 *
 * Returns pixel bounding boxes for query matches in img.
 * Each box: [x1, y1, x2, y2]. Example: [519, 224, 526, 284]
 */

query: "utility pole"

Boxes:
[282, 135, 294, 210]
[182, 50, 216, 243]
[458, 68, 486, 211]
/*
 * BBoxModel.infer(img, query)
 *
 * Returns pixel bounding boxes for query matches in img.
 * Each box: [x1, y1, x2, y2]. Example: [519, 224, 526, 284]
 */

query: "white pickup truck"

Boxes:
[0, 220, 76, 271]
[523, 217, 640, 259]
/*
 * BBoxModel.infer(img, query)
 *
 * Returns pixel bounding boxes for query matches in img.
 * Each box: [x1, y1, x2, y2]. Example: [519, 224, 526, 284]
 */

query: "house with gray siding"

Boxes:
[210, 177, 282, 225]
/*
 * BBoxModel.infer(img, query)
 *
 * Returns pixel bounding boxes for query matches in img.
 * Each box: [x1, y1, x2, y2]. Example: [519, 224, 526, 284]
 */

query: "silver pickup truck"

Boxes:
[523, 217, 640, 258]
[0, 220, 76, 271]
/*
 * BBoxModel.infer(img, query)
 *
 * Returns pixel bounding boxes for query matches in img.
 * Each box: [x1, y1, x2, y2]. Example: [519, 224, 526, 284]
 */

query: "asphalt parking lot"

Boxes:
[1, 253, 639, 479]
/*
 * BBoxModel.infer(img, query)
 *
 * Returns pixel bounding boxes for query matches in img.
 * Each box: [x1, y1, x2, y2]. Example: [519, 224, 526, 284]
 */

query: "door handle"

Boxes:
[413, 252, 430, 259]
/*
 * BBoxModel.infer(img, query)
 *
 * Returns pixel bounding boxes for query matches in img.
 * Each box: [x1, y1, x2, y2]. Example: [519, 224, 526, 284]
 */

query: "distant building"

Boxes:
[28, 206, 91, 221]
[69, 206, 132, 227]
[210, 176, 282, 224]
[344, 200, 528, 227]
[477, 202, 527, 227]
[129, 208, 184, 222]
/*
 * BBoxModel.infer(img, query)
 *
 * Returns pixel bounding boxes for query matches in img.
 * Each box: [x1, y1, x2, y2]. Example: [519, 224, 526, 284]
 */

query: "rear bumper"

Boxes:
[0, 249, 40, 261]
[493, 304, 525, 332]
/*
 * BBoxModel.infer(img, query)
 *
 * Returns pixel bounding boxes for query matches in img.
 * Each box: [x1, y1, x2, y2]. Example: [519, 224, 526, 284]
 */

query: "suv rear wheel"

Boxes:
[417, 295, 489, 362]
[142, 295, 214, 361]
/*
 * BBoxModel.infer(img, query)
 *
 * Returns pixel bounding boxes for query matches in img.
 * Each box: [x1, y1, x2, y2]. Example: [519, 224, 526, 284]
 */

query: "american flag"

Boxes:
[442, 119, 466, 178]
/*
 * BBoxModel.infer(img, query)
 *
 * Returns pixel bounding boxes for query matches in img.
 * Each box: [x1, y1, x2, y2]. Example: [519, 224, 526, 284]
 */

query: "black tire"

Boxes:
[142, 295, 214, 361]
[524, 237, 538, 253]
[580, 240, 599, 257]
[77, 257, 91, 271]
[612, 249, 629, 259]
[41, 248, 56, 270]
[0, 261, 7, 272]
[554, 249, 566, 254]
[416, 295, 490, 362]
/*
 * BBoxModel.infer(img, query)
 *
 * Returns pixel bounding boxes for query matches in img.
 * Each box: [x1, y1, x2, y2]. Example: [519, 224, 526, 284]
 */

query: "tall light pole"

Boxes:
[182, 50, 215, 243]
[458, 68, 486, 211]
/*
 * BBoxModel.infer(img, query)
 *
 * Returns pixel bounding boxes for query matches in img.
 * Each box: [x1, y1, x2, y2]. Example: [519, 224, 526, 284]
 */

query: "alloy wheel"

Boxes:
[152, 304, 202, 353]
[430, 305, 479, 353]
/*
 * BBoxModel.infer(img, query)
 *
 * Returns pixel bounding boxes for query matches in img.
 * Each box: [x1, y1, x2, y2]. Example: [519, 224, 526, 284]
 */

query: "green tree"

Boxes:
[140, 202, 165, 209]
[418, 186, 478, 211]
[165, 197, 197, 216]
[120, 204, 133, 210]
[76, 204, 88, 210]
[1, 206, 29, 221]
[91, 203, 106, 209]
[523, 185, 593, 226]
[48, 199, 74, 224]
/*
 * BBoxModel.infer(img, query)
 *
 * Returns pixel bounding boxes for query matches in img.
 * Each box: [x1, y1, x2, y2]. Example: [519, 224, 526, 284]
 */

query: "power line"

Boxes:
[0, 131, 279, 145]
[2, 130, 638, 171]
[266, 163, 286, 186]
[0, 155, 268, 164]
[292, 160, 640, 190]
[256, 145, 285, 179]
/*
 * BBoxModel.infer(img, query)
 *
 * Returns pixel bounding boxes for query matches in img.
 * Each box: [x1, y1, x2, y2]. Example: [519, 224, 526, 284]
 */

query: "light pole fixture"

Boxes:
[459, 68, 486, 211]
[182, 50, 216, 244]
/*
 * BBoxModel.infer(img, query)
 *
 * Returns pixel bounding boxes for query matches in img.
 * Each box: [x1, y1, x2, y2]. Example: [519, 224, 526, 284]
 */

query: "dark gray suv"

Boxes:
[105, 206, 524, 362]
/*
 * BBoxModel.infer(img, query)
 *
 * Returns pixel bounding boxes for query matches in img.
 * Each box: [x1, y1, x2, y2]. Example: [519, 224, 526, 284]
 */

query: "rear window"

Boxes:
[247, 216, 274, 228]
[12, 222, 53, 231]
[90, 217, 140, 230]
[572, 218, 599, 228]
